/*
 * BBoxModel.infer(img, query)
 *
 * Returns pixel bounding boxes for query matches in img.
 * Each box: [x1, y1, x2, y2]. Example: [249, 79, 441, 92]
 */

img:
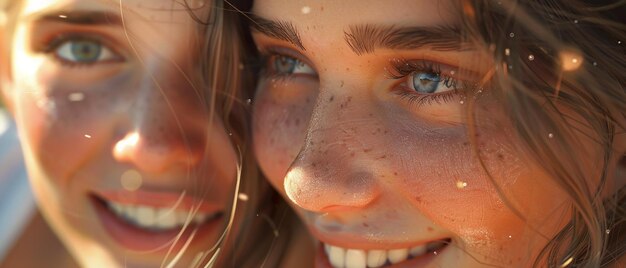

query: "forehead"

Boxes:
[19, 0, 211, 24]
[252, 0, 459, 27]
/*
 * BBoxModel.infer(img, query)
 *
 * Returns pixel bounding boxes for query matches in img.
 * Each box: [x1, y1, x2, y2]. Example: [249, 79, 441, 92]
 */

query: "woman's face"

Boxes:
[251, 1, 589, 267]
[2, 0, 237, 267]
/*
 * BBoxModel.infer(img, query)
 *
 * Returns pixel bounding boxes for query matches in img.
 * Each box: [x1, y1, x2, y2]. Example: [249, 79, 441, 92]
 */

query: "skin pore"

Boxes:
[1, 0, 237, 267]
[250, 0, 606, 267]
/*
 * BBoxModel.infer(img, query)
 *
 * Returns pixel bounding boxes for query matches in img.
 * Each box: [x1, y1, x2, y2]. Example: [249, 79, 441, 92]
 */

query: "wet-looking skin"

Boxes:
[250, 0, 621, 267]
[1, 0, 237, 267]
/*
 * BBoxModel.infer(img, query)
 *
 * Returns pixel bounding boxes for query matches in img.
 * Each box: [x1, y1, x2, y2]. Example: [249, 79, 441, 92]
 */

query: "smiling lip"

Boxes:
[90, 191, 224, 252]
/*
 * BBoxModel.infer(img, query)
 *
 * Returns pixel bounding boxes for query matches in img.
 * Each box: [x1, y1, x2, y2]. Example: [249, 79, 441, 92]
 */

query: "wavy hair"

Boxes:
[457, 0, 625, 267]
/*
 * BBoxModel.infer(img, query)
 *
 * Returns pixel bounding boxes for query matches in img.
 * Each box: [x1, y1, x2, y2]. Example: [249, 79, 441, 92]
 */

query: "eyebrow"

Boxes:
[248, 14, 305, 50]
[344, 24, 466, 55]
[31, 10, 123, 26]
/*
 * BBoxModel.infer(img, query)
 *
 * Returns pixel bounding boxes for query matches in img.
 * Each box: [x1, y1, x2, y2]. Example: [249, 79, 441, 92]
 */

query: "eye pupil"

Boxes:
[71, 40, 102, 62]
[275, 56, 297, 73]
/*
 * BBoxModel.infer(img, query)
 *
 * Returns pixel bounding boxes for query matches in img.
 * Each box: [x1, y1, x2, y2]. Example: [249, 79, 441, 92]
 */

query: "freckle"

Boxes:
[383, 130, 388, 134]
[415, 196, 422, 203]
[311, 162, 317, 167]
[393, 172, 398, 176]
[350, 152, 355, 157]
[427, 227, 434, 232]
[347, 96, 352, 102]
[340, 81, 344, 87]
[368, 113, 373, 117]
[362, 223, 369, 227]
[321, 6, 324, 11]
[463, 142, 469, 146]
[497, 153, 504, 160]
[379, 155, 386, 159]
[363, 148, 372, 153]
[345, 67, 350, 71]
[329, 95, 334, 102]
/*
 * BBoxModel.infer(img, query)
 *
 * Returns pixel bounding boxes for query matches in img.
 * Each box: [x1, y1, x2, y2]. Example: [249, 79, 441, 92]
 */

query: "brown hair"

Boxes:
[458, 0, 625, 266]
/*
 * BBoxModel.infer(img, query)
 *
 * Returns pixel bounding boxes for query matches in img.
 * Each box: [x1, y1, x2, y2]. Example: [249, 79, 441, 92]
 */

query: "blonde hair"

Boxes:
[458, 0, 625, 267]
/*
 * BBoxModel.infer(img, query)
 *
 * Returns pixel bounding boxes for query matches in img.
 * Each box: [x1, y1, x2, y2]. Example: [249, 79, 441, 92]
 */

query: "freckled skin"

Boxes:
[3, 0, 237, 267]
[250, 0, 594, 267]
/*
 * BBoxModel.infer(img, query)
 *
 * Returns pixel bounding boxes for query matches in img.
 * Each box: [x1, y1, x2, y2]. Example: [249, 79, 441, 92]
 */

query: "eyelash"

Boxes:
[258, 48, 315, 81]
[388, 59, 467, 108]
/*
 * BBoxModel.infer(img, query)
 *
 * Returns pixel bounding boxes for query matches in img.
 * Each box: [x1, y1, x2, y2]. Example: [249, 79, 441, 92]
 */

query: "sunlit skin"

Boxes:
[250, 1, 604, 267]
[1, 0, 237, 267]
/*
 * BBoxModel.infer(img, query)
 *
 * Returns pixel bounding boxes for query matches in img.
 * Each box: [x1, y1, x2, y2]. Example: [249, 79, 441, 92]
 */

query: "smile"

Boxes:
[104, 199, 220, 231]
[322, 239, 450, 268]
[90, 191, 225, 251]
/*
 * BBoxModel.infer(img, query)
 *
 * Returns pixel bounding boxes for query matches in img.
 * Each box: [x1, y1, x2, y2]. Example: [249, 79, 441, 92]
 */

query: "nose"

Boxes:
[112, 72, 207, 174]
[284, 90, 380, 212]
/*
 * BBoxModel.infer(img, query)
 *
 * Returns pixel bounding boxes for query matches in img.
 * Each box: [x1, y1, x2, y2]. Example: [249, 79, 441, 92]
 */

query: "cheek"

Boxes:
[252, 80, 316, 191]
[14, 63, 134, 183]
[383, 113, 568, 255]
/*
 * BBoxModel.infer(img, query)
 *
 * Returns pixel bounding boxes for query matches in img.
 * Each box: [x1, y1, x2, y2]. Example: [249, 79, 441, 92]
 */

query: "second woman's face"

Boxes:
[251, 1, 589, 267]
[3, 0, 237, 267]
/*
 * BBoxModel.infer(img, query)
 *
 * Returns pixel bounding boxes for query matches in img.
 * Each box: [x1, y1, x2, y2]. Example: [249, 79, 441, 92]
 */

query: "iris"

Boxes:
[412, 72, 441, 93]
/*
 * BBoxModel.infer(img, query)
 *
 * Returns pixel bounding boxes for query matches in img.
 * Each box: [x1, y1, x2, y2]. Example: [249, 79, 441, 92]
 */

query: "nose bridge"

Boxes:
[113, 63, 207, 173]
[285, 85, 381, 212]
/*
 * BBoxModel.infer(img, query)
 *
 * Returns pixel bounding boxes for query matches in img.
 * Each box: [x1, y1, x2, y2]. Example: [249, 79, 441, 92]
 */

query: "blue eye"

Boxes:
[271, 55, 316, 75]
[409, 71, 456, 94]
[54, 38, 118, 64]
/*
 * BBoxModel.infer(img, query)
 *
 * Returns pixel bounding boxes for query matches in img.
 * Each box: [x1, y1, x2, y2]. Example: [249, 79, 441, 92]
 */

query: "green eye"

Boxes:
[55, 38, 118, 64]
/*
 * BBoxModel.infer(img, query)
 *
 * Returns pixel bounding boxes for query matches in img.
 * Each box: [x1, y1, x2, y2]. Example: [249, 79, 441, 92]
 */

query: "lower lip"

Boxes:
[314, 243, 445, 268]
[91, 195, 224, 252]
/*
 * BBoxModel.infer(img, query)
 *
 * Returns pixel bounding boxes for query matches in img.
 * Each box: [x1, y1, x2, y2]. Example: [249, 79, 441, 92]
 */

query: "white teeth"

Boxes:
[136, 206, 155, 226]
[387, 248, 408, 264]
[324, 240, 448, 268]
[155, 208, 178, 229]
[409, 245, 427, 257]
[110, 203, 124, 215]
[328, 245, 346, 268]
[345, 249, 367, 268]
[366, 250, 386, 268]
[105, 200, 216, 231]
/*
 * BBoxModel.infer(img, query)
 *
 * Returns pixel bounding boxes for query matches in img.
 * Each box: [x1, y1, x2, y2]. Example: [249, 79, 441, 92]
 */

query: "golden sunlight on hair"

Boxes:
[559, 49, 583, 71]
